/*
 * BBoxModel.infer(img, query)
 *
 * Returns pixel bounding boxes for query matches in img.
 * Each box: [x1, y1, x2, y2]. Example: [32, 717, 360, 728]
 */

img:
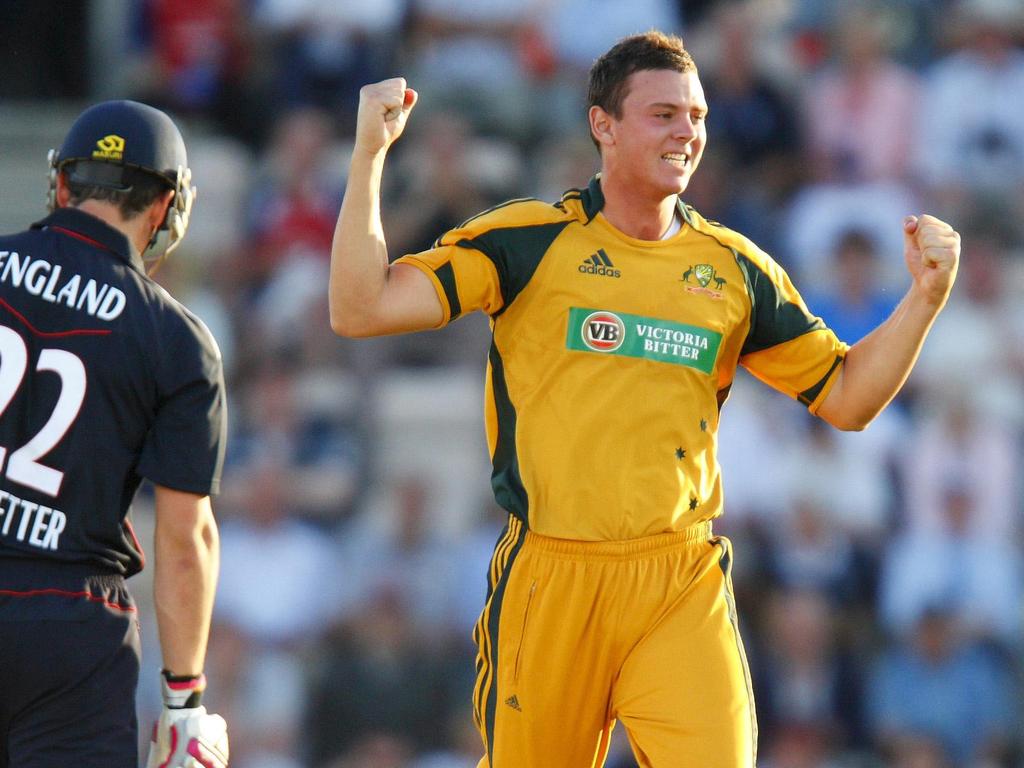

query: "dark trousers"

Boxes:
[0, 560, 140, 768]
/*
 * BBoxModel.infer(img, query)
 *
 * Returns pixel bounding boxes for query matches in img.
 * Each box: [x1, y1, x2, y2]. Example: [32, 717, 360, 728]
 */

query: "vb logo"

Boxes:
[582, 311, 625, 352]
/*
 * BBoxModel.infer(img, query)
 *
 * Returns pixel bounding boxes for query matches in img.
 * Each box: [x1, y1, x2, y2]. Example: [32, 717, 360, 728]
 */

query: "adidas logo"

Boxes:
[579, 249, 621, 278]
[505, 695, 522, 711]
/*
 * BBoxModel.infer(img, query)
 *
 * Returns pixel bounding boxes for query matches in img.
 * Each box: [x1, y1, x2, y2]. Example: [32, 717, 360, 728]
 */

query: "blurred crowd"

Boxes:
[6, 0, 1024, 766]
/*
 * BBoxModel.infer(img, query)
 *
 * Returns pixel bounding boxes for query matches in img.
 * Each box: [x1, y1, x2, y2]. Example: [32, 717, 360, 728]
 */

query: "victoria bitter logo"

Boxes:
[581, 311, 626, 351]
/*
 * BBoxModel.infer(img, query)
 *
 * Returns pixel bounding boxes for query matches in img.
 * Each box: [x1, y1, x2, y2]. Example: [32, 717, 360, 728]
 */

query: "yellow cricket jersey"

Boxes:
[396, 176, 848, 541]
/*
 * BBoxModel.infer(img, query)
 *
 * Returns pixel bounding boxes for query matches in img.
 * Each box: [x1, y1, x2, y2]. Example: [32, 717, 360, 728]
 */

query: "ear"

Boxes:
[147, 189, 175, 232]
[55, 172, 72, 207]
[588, 105, 616, 150]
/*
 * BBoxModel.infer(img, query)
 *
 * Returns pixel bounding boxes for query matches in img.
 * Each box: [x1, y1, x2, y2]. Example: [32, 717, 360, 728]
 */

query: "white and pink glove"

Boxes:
[146, 672, 229, 768]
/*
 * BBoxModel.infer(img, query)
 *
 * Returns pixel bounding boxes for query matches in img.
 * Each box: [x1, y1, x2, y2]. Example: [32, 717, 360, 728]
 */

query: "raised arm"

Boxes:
[816, 214, 960, 431]
[330, 78, 444, 337]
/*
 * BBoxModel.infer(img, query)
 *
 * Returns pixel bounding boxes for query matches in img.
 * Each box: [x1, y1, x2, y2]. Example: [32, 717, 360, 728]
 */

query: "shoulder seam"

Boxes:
[452, 197, 552, 230]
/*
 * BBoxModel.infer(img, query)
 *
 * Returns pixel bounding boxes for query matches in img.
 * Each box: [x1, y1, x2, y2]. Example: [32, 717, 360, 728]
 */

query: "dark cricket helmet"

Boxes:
[47, 99, 197, 258]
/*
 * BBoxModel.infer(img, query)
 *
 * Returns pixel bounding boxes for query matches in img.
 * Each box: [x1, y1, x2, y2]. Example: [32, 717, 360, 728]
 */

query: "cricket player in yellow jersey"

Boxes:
[328, 31, 960, 768]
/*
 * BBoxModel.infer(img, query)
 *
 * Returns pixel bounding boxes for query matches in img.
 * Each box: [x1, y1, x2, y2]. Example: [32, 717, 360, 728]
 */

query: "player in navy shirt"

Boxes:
[0, 101, 229, 767]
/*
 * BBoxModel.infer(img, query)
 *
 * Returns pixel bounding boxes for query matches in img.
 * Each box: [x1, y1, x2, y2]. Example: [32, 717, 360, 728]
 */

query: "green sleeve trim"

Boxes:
[458, 221, 569, 317]
[434, 261, 461, 319]
[798, 354, 843, 407]
[734, 249, 825, 355]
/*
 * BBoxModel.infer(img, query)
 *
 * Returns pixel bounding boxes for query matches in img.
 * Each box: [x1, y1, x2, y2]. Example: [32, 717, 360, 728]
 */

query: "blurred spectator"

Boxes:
[675, 3, 802, 253]
[243, 107, 343, 284]
[251, 0, 407, 129]
[227, 107, 353, 367]
[341, 475, 465, 642]
[227, 357, 366, 521]
[716, 375, 796, 531]
[801, 2, 919, 184]
[888, 734, 954, 768]
[409, 711, 481, 768]
[752, 588, 867, 750]
[914, 0, 1024, 217]
[803, 228, 901, 344]
[878, 477, 1023, 649]
[784, 0, 956, 70]
[867, 607, 1018, 766]
[127, 0, 267, 144]
[383, 111, 502, 257]
[540, 0, 682, 77]
[535, 0, 683, 132]
[215, 456, 349, 646]
[528, 134, 599, 205]
[764, 493, 860, 605]
[782, 179, 918, 290]
[703, 3, 801, 171]
[209, 455, 347, 766]
[777, 407, 902, 550]
[900, 389, 1019, 539]
[405, 0, 543, 137]
[757, 721, 846, 768]
[324, 733, 414, 768]
[304, 586, 460, 765]
[0, 0, 88, 98]
[909, 231, 1024, 427]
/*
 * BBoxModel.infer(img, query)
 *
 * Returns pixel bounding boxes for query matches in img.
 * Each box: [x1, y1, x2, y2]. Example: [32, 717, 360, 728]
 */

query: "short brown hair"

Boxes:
[587, 30, 697, 120]
[65, 163, 170, 219]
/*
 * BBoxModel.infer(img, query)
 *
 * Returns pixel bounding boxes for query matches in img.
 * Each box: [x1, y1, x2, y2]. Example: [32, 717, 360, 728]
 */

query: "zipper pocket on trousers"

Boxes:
[513, 580, 538, 682]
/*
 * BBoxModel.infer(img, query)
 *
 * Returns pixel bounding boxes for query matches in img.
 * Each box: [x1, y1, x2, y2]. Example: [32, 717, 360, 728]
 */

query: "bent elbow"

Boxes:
[818, 410, 873, 432]
[330, 312, 356, 337]
[330, 311, 377, 338]
[329, 300, 368, 338]
[838, 419, 870, 433]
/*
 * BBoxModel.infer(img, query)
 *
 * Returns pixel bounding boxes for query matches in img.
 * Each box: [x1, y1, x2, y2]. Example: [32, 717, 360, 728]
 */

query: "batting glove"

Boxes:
[146, 671, 229, 768]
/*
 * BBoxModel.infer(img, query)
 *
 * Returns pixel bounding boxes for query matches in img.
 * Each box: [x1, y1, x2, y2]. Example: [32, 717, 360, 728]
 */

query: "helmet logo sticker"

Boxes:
[92, 135, 125, 161]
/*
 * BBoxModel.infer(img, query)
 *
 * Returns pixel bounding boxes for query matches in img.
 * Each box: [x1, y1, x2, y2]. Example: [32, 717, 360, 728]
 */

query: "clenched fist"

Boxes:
[903, 214, 960, 308]
[354, 78, 419, 156]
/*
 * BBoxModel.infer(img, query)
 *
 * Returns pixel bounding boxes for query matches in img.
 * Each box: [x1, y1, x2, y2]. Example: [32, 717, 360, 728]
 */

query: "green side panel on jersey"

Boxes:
[457, 221, 570, 316]
[488, 341, 529, 521]
[566, 307, 723, 375]
[733, 250, 825, 356]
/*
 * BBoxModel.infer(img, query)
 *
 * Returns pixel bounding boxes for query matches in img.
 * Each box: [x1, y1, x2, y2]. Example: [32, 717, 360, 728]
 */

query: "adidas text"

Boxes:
[578, 264, 621, 278]
[579, 250, 621, 278]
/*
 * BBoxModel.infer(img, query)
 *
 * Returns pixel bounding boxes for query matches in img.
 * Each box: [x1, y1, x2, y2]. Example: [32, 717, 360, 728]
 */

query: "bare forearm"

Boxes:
[329, 148, 391, 335]
[819, 285, 942, 430]
[155, 518, 219, 677]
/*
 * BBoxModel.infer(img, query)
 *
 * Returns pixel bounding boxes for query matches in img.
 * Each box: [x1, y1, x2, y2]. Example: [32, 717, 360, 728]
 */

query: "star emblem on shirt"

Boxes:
[675, 447, 686, 460]
[699, 418, 708, 432]
[689, 496, 699, 511]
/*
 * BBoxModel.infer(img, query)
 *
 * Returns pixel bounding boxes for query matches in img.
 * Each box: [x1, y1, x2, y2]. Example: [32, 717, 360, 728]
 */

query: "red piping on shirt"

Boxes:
[0, 297, 111, 338]
[0, 587, 136, 612]
[49, 225, 112, 253]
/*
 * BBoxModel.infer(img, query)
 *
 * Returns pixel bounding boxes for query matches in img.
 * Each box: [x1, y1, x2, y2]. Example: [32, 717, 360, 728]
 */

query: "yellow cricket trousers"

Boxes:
[473, 515, 757, 768]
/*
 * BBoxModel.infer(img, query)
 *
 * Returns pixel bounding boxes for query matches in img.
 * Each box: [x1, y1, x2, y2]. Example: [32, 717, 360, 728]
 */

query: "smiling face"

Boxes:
[592, 68, 708, 201]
